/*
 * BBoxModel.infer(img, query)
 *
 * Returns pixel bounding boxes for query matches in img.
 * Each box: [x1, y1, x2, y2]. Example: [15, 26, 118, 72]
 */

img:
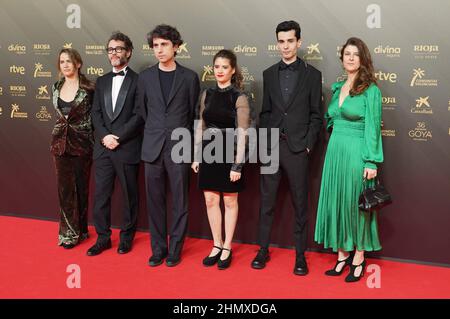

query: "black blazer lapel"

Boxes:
[286, 60, 310, 111]
[166, 63, 184, 107]
[270, 65, 286, 112]
[103, 73, 114, 120]
[111, 72, 133, 121]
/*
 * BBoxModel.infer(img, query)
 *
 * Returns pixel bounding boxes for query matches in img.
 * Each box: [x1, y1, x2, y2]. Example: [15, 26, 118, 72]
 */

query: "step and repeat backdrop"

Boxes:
[1, 0, 449, 265]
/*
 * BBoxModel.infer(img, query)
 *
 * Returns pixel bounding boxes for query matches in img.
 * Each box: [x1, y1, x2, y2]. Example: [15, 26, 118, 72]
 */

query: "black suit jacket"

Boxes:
[91, 68, 143, 164]
[259, 59, 323, 153]
[137, 62, 200, 163]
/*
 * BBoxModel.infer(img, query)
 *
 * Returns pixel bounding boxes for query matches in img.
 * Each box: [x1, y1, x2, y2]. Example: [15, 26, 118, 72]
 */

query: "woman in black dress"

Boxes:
[191, 49, 251, 269]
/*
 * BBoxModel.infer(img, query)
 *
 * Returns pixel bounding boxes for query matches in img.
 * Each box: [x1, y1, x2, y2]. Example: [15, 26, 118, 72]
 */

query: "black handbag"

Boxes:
[358, 178, 392, 212]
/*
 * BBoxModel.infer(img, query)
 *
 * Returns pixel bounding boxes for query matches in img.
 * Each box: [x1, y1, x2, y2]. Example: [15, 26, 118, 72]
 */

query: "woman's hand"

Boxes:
[191, 162, 199, 173]
[230, 170, 241, 182]
[363, 168, 377, 180]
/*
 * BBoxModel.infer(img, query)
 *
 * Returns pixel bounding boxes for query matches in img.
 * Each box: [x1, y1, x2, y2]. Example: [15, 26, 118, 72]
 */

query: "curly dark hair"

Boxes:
[147, 24, 183, 56]
[340, 37, 377, 96]
[213, 49, 244, 90]
[106, 31, 134, 61]
[276, 20, 301, 40]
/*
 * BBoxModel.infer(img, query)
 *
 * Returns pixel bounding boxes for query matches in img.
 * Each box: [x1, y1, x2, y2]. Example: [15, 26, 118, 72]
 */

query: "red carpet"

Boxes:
[1, 215, 449, 299]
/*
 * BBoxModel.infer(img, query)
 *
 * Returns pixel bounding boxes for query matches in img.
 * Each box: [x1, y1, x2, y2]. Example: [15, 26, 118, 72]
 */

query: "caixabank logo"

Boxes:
[411, 96, 433, 115]
[176, 43, 191, 59]
[36, 85, 50, 100]
[303, 43, 323, 61]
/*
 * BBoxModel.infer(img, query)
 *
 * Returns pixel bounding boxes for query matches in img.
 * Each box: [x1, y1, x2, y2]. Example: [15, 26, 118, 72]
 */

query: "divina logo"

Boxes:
[234, 45, 257, 56]
[374, 45, 400, 57]
[8, 44, 26, 54]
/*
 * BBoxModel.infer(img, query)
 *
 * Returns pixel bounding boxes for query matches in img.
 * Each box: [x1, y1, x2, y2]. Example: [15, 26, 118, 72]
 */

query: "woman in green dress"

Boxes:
[315, 37, 383, 282]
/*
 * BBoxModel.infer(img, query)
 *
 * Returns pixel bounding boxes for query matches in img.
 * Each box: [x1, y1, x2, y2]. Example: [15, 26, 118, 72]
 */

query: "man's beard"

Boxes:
[111, 56, 127, 67]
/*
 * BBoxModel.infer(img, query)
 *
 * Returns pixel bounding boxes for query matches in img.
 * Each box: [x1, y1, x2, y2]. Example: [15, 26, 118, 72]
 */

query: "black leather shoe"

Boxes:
[117, 241, 132, 254]
[325, 254, 352, 276]
[293, 256, 309, 276]
[203, 245, 222, 267]
[251, 248, 270, 269]
[345, 260, 367, 283]
[217, 248, 232, 270]
[62, 242, 76, 249]
[148, 253, 167, 267]
[86, 239, 112, 256]
[165, 254, 181, 267]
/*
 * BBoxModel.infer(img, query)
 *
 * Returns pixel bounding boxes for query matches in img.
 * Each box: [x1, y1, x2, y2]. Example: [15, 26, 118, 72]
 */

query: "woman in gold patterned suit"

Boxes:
[51, 48, 95, 249]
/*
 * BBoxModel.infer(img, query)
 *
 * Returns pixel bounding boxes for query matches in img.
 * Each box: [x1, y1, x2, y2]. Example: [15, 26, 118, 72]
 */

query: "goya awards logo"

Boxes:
[87, 66, 104, 76]
[33, 43, 51, 55]
[409, 122, 432, 142]
[36, 85, 50, 100]
[36, 106, 52, 121]
[411, 96, 433, 114]
[381, 120, 396, 137]
[375, 70, 397, 83]
[85, 44, 105, 55]
[34, 63, 52, 78]
[413, 44, 439, 60]
[382, 96, 397, 110]
[201, 65, 215, 82]
[202, 45, 224, 56]
[8, 44, 26, 55]
[374, 45, 401, 58]
[10, 103, 28, 119]
[234, 44, 257, 57]
[303, 43, 323, 61]
[241, 66, 256, 85]
[176, 43, 191, 59]
[9, 85, 27, 97]
[10, 65, 26, 75]
[410, 68, 438, 87]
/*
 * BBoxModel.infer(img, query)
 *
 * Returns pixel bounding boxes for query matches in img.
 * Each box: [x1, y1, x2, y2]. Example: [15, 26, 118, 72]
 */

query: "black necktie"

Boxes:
[112, 70, 125, 77]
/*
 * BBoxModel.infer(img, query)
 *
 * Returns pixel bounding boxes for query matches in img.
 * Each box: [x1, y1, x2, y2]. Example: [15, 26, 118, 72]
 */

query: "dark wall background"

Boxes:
[1, 0, 449, 265]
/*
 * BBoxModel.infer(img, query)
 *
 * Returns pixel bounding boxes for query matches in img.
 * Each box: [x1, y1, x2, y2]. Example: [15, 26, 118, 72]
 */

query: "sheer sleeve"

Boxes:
[231, 93, 251, 172]
[193, 90, 207, 163]
[362, 84, 384, 169]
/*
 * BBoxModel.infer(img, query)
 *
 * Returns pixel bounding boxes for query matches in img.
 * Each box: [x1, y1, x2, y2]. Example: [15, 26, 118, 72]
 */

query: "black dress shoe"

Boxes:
[217, 248, 232, 270]
[202, 245, 222, 267]
[86, 239, 112, 256]
[148, 253, 167, 267]
[62, 242, 76, 249]
[165, 254, 181, 267]
[325, 254, 352, 276]
[345, 260, 367, 283]
[251, 248, 270, 269]
[293, 256, 309, 276]
[117, 241, 132, 254]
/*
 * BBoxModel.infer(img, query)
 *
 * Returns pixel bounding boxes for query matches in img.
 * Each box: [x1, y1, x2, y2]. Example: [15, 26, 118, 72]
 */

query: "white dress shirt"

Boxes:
[111, 66, 128, 112]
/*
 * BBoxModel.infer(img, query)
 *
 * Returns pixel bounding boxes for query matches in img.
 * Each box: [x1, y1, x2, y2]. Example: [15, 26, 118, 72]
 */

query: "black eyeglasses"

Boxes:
[106, 46, 126, 54]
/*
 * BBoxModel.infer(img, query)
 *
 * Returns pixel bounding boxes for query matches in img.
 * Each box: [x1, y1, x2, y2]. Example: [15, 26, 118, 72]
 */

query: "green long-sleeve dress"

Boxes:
[315, 81, 384, 252]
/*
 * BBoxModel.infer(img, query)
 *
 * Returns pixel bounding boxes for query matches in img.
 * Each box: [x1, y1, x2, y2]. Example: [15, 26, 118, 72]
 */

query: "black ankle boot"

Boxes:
[217, 248, 232, 270]
[202, 245, 222, 267]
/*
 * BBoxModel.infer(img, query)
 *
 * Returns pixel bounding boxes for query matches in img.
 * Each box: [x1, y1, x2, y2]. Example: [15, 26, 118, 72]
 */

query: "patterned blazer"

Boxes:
[50, 78, 94, 156]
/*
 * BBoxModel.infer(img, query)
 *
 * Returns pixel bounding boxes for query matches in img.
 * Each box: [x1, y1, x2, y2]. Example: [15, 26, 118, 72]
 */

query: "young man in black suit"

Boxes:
[87, 32, 143, 256]
[136, 25, 200, 267]
[252, 21, 323, 275]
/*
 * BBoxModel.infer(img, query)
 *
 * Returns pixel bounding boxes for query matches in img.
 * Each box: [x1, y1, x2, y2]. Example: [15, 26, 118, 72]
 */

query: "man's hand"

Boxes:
[102, 134, 120, 150]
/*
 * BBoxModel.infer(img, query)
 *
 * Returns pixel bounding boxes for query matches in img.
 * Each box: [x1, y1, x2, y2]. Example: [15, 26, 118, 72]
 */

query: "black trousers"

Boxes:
[258, 139, 309, 256]
[144, 142, 190, 257]
[93, 154, 140, 243]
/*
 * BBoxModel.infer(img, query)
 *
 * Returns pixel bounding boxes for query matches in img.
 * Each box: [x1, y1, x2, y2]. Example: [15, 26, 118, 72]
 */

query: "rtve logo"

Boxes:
[10, 65, 25, 75]
[87, 66, 104, 76]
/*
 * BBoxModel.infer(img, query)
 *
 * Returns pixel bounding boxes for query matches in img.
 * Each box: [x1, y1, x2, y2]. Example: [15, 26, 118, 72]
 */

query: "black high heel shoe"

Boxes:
[325, 254, 352, 276]
[202, 245, 223, 267]
[345, 259, 367, 283]
[217, 248, 232, 270]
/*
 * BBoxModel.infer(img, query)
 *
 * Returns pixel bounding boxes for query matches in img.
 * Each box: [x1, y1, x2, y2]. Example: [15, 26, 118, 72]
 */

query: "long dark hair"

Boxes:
[340, 37, 377, 96]
[57, 48, 95, 92]
[213, 49, 243, 90]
